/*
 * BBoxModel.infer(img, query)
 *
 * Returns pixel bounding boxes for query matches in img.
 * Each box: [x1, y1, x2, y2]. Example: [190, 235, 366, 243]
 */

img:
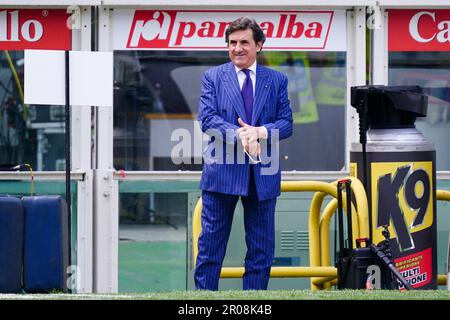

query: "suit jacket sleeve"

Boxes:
[263, 74, 293, 141]
[198, 70, 238, 145]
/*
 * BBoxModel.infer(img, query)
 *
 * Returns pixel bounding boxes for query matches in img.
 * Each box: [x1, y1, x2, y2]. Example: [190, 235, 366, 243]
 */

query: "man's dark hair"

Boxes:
[225, 16, 266, 46]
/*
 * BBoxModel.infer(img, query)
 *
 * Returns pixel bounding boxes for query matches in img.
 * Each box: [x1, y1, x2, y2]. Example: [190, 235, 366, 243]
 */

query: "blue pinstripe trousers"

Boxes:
[194, 172, 277, 290]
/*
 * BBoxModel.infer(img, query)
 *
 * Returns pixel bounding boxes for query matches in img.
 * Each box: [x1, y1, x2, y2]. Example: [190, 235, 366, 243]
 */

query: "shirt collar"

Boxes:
[234, 60, 257, 75]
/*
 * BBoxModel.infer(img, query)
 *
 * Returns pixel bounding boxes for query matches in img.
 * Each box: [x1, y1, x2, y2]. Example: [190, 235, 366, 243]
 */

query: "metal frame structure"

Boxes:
[3, 0, 449, 293]
[0, 0, 96, 293]
[94, 5, 118, 294]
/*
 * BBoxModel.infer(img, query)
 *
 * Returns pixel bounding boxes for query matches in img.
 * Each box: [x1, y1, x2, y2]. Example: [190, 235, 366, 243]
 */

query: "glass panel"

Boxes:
[118, 182, 190, 292]
[389, 52, 450, 170]
[0, 51, 66, 171]
[113, 51, 346, 171]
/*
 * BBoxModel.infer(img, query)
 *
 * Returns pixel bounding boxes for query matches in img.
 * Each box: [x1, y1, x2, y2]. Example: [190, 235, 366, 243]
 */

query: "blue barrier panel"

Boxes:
[23, 196, 68, 293]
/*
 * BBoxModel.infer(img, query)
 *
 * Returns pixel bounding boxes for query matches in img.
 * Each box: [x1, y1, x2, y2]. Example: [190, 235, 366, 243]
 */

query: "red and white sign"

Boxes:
[389, 10, 450, 51]
[0, 9, 71, 50]
[395, 248, 433, 289]
[113, 10, 346, 51]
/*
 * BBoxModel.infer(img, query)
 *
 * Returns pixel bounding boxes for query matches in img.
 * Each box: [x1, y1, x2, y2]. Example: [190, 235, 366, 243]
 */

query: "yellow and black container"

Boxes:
[350, 86, 437, 289]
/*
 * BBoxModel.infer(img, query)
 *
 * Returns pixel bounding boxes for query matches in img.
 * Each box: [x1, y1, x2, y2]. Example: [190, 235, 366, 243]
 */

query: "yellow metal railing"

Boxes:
[318, 198, 338, 290]
[192, 181, 450, 289]
[317, 189, 450, 288]
[308, 178, 369, 290]
[192, 177, 369, 291]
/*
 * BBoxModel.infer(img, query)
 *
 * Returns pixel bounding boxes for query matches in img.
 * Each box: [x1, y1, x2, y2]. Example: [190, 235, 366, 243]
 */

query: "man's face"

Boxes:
[228, 29, 262, 69]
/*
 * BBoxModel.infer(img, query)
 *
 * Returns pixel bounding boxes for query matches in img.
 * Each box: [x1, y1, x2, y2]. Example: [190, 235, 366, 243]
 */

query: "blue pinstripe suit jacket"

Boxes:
[199, 61, 293, 201]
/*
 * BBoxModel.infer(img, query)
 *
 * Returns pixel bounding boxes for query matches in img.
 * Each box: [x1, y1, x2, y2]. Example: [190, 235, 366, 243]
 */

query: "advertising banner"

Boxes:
[389, 10, 450, 51]
[112, 9, 347, 51]
[350, 151, 437, 289]
[0, 9, 71, 50]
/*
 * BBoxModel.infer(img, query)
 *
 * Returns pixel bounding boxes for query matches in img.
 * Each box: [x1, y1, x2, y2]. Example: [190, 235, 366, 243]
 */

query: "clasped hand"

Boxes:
[237, 118, 264, 157]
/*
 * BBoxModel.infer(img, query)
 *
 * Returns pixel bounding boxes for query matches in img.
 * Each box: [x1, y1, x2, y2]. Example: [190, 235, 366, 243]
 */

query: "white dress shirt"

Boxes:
[234, 61, 256, 96]
[233, 60, 268, 139]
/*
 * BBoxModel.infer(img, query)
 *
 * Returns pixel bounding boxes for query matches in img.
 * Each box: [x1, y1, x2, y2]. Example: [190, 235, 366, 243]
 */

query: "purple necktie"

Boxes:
[241, 69, 253, 124]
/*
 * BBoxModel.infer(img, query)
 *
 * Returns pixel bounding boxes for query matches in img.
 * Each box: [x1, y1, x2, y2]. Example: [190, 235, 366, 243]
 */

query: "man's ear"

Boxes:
[256, 41, 263, 53]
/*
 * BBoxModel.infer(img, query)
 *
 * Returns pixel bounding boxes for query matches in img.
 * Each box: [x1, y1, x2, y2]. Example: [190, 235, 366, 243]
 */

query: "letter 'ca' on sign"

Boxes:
[389, 9, 450, 51]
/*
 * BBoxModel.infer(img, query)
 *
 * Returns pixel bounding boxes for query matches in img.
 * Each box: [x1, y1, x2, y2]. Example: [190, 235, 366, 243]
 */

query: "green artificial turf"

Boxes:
[1, 289, 449, 300]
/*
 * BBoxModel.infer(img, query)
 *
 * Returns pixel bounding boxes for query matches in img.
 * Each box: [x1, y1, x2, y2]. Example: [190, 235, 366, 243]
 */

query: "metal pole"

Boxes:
[65, 50, 72, 272]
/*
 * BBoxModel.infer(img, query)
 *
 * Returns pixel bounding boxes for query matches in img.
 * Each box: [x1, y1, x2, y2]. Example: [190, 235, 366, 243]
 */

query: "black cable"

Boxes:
[357, 95, 372, 241]
[362, 143, 372, 240]
[370, 243, 412, 290]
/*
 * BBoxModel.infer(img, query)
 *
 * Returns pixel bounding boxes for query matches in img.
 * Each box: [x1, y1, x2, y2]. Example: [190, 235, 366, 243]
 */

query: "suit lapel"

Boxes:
[252, 65, 271, 125]
[220, 62, 248, 123]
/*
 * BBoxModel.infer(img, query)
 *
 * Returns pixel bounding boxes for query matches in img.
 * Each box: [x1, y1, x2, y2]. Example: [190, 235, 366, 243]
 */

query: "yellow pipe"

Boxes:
[314, 192, 359, 267]
[192, 197, 202, 266]
[437, 190, 450, 202]
[438, 274, 447, 286]
[4, 50, 27, 120]
[319, 199, 338, 268]
[317, 195, 361, 290]
[312, 275, 337, 287]
[309, 177, 369, 290]
[329, 278, 338, 286]
[220, 266, 337, 278]
[318, 196, 360, 290]
[309, 191, 328, 291]
[309, 191, 359, 290]
[279, 180, 338, 193]
[319, 198, 338, 290]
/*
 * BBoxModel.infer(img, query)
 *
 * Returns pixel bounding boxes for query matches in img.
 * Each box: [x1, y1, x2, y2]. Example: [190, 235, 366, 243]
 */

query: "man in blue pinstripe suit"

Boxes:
[194, 17, 293, 290]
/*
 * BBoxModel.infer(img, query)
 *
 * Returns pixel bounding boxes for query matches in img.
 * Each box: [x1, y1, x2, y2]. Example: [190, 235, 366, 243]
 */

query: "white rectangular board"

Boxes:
[25, 50, 113, 107]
